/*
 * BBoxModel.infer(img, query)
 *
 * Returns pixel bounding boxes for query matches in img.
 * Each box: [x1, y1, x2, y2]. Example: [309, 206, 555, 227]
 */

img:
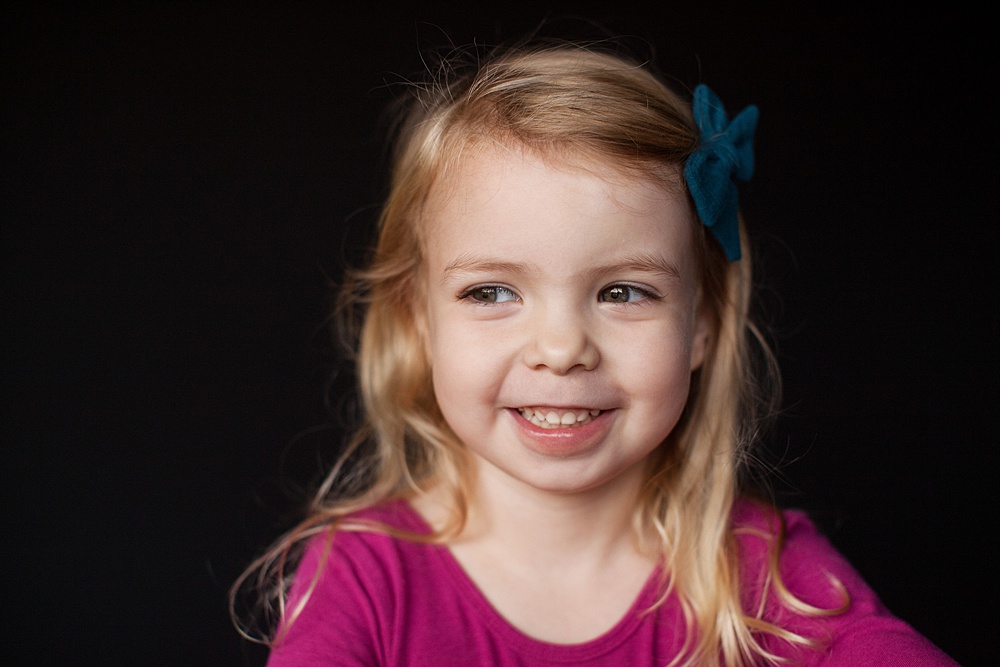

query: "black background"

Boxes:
[3, 3, 995, 666]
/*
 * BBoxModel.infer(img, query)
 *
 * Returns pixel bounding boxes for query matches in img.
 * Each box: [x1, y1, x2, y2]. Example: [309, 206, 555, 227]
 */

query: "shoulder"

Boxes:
[266, 499, 439, 666]
[293, 499, 433, 595]
[732, 499, 859, 610]
[295, 497, 436, 600]
[731, 498, 960, 666]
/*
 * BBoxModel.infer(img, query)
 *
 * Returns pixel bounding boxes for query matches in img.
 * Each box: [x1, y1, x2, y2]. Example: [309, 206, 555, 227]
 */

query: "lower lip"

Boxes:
[507, 408, 615, 457]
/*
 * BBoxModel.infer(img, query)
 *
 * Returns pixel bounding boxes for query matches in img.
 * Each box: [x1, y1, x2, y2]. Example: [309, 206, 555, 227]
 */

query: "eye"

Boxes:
[598, 284, 657, 304]
[460, 285, 520, 304]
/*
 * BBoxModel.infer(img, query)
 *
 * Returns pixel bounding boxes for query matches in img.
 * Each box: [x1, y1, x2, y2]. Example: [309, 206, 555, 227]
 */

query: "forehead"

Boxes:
[420, 143, 697, 275]
[425, 141, 684, 215]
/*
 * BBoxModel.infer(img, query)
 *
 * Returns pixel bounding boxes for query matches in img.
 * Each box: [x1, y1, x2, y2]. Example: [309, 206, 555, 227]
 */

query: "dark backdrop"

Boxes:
[3, 3, 995, 665]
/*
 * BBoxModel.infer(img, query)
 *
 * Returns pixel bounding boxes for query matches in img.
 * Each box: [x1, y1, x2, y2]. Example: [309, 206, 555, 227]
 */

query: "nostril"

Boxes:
[523, 329, 600, 374]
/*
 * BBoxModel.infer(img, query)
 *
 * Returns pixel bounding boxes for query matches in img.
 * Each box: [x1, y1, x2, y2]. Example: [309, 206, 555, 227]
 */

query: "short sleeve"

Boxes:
[264, 530, 386, 667]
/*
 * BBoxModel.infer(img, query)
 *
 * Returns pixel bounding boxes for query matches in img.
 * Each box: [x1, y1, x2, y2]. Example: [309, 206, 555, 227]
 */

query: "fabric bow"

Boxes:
[683, 84, 759, 261]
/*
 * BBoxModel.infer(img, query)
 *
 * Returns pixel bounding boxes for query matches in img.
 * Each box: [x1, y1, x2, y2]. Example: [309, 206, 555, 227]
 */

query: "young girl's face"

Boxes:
[418, 145, 710, 498]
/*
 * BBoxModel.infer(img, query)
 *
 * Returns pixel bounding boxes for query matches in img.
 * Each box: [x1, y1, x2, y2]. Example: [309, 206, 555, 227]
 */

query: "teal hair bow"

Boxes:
[683, 84, 759, 261]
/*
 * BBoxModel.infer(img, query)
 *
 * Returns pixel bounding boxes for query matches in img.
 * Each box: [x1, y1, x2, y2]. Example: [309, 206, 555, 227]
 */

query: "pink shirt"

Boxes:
[266, 499, 958, 666]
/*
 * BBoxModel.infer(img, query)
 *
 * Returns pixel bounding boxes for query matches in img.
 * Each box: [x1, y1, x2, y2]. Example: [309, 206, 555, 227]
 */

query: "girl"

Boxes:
[233, 41, 959, 666]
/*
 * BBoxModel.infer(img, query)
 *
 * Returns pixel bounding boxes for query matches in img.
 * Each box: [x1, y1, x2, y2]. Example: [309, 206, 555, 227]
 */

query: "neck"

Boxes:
[415, 457, 654, 568]
[411, 457, 661, 644]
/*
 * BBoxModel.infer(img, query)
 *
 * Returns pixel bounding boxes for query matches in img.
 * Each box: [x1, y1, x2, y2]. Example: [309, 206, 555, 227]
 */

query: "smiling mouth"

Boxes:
[517, 407, 602, 429]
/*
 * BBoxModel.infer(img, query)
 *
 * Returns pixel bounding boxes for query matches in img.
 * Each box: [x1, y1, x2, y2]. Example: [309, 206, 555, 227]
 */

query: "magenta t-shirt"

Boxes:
[265, 499, 958, 666]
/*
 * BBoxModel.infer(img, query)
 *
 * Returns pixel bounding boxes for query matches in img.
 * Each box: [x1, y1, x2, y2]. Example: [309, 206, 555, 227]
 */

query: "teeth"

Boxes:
[518, 407, 602, 429]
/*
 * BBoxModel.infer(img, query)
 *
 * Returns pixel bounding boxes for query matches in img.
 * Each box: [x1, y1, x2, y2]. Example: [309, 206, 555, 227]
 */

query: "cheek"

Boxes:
[429, 346, 500, 451]
[620, 329, 697, 405]
[630, 357, 694, 444]
[427, 321, 496, 407]
[637, 356, 693, 402]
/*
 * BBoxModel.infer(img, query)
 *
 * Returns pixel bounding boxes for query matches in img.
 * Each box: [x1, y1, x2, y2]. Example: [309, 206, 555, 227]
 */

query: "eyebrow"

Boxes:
[586, 252, 682, 283]
[442, 251, 681, 283]
[442, 254, 535, 281]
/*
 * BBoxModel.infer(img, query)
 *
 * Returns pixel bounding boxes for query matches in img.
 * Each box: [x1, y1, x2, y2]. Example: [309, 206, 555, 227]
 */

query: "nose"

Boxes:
[522, 308, 600, 375]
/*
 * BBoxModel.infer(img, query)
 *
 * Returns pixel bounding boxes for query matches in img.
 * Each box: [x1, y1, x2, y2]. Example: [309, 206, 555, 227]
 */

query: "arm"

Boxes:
[776, 510, 961, 666]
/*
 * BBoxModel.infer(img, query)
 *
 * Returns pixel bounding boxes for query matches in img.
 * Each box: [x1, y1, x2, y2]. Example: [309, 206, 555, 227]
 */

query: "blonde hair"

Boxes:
[232, 40, 845, 665]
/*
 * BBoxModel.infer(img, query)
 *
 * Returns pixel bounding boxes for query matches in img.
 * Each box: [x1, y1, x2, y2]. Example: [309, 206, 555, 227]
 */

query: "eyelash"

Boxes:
[598, 283, 661, 305]
[458, 285, 520, 305]
[458, 283, 661, 306]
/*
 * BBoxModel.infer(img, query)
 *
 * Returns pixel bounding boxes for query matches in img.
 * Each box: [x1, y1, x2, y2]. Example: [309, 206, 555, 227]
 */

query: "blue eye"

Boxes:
[462, 285, 519, 304]
[599, 284, 654, 303]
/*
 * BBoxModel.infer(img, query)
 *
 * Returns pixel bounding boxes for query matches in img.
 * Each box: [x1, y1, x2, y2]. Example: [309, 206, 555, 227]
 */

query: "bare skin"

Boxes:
[411, 145, 706, 643]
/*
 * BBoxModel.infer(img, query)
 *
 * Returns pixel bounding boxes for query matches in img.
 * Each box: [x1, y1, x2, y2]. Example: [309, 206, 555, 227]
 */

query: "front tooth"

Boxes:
[518, 407, 601, 428]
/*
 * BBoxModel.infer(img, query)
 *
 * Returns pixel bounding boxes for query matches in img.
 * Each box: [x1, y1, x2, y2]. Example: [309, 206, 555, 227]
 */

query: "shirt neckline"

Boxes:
[385, 498, 668, 662]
